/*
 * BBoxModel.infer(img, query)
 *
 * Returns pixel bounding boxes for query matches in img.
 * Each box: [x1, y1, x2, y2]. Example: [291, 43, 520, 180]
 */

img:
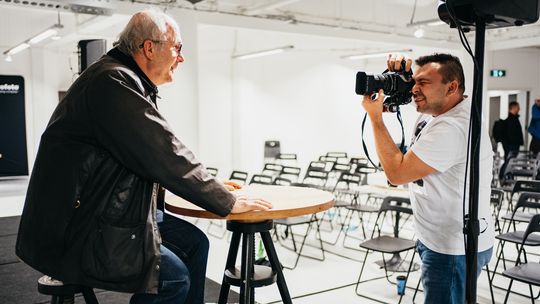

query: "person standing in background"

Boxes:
[499, 101, 524, 180]
[529, 98, 540, 156]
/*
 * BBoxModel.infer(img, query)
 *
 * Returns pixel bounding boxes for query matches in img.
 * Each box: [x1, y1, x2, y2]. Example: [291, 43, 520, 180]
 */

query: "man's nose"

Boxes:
[177, 53, 184, 63]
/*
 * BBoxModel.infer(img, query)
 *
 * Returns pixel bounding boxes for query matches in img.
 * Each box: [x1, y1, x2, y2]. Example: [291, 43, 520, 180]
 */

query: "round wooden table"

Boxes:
[165, 185, 335, 304]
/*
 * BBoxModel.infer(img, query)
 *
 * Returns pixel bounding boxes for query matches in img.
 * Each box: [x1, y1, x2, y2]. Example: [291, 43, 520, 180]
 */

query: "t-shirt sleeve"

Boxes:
[410, 119, 466, 172]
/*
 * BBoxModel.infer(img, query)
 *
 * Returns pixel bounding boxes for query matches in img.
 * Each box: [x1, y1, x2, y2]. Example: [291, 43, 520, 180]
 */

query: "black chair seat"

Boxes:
[360, 235, 415, 254]
[503, 263, 540, 286]
[496, 231, 540, 246]
[345, 204, 379, 213]
[501, 212, 536, 223]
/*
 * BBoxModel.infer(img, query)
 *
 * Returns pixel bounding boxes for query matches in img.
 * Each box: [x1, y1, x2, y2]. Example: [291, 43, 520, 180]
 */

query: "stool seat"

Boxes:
[37, 275, 99, 304]
[224, 265, 276, 287]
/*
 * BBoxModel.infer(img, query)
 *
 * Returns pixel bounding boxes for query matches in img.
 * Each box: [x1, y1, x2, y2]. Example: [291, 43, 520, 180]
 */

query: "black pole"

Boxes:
[465, 16, 485, 304]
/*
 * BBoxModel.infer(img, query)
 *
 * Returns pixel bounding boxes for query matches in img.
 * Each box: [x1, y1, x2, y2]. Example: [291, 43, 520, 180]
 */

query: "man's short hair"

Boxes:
[415, 53, 465, 94]
[113, 9, 180, 56]
[509, 101, 519, 109]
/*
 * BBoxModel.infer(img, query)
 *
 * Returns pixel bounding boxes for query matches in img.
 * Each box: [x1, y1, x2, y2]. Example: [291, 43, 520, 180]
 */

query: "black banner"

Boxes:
[0, 75, 28, 177]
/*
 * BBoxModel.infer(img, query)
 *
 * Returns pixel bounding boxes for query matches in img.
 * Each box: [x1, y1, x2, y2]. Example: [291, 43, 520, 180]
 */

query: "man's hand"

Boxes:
[230, 196, 273, 213]
[223, 180, 242, 191]
[362, 89, 385, 121]
[387, 54, 413, 72]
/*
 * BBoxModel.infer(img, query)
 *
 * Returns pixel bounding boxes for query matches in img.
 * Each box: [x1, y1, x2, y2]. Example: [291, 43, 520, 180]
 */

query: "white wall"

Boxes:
[197, 25, 462, 177]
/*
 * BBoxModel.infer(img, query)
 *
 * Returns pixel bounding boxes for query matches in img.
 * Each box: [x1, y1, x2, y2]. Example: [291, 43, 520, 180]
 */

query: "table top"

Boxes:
[165, 185, 335, 222]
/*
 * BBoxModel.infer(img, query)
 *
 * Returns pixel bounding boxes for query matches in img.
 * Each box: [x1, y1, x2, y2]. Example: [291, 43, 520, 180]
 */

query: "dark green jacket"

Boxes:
[16, 48, 235, 293]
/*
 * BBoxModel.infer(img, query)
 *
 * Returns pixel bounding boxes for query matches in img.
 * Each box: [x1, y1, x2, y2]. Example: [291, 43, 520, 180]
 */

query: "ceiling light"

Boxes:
[28, 28, 60, 44]
[2, 13, 63, 58]
[342, 49, 413, 60]
[233, 45, 294, 60]
[414, 28, 425, 38]
[5, 43, 30, 56]
[4, 55, 12, 62]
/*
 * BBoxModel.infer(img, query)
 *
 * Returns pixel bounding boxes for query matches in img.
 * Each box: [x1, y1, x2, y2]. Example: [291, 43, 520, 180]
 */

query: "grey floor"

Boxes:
[0, 215, 238, 304]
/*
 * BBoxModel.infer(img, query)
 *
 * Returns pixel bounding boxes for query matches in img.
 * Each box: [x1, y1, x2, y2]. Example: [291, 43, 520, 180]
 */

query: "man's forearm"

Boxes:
[370, 117, 404, 182]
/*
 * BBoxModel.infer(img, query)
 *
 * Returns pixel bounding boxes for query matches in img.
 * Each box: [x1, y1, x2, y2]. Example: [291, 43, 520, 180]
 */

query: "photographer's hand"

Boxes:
[362, 89, 385, 121]
[387, 54, 413, 72]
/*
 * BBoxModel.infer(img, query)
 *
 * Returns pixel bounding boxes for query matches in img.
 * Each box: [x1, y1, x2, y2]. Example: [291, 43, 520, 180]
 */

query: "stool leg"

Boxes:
[240, 232, 255, 304]
[218, 232, 242, 304]
[260, 231, 292, 304]
[81, 287, 99, 304]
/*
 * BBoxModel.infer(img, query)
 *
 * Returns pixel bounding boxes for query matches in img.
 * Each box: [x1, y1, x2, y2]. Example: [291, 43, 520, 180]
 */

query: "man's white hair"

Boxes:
[113, 8, 180, 56]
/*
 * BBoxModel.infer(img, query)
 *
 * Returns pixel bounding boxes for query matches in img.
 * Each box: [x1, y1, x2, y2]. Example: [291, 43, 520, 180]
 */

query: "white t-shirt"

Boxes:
[409, 98, 495, 255]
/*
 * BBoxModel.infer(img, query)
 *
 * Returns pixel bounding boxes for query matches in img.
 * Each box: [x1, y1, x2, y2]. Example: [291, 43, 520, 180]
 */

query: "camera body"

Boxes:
[355, 68, 415, 112]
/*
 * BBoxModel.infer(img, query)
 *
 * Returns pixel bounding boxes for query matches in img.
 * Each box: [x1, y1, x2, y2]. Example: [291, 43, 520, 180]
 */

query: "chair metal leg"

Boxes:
[354, 249, 371, 296]
[485, 264, 496, 304]
[504, 279, 514, 304]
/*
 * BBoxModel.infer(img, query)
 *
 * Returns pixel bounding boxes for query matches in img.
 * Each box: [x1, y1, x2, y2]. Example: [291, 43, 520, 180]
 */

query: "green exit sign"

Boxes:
[490, 69, 506, 77]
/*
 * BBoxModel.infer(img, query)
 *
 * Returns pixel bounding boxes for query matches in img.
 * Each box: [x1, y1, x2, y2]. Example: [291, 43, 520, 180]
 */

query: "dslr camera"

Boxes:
[355, 61, 415, 112]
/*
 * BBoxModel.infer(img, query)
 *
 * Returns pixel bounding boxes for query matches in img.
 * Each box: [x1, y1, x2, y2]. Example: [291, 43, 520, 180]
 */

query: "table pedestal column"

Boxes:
[218, 220, 292, 304]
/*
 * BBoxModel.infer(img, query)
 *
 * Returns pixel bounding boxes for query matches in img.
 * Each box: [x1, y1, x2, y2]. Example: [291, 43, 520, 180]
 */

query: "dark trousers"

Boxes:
[499, 144, 520, 180]
[530, 136, 540, 156]
[130, 209, 210, 304]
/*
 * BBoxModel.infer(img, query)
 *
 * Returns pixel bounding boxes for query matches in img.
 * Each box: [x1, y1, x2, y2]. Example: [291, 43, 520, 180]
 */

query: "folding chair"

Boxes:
[229, 170, 249, 185]
[272, 177, 292, 186]
[273, 183, 326, 269]
[261, 163, 283, 178]
[489, 192, 540, 299]
[502, 214, 540, 303]
[249, 174, 273, 185]
[355, 196, 416, 304]
[491, 188, 504, 233]
[206, 167, 218, 177]
[278, 166, 301, 183]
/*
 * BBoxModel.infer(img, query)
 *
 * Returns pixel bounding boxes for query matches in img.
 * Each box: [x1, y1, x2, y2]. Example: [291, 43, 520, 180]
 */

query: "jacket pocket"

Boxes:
[81, 221, 145, 282]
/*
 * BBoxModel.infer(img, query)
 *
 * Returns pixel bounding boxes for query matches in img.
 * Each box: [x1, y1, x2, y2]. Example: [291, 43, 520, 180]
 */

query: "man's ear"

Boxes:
[447, 80, 458, 95]
[141, 40, 155, 60]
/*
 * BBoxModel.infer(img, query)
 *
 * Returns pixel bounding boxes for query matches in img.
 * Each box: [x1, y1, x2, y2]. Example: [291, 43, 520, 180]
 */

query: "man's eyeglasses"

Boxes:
[138, 39, 182, 54]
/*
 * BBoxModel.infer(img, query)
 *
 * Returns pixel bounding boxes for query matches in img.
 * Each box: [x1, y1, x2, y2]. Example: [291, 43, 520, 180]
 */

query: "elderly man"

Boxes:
[362, 53, 494, 304]
[16, 9, 271, 304]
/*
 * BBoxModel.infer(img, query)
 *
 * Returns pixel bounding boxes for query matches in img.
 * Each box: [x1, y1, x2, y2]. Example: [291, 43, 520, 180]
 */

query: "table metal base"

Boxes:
[218, 220, 292, 304]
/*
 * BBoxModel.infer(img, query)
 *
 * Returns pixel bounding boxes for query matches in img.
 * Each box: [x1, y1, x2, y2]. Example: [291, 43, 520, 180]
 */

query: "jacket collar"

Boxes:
[107, 47, 159, 104]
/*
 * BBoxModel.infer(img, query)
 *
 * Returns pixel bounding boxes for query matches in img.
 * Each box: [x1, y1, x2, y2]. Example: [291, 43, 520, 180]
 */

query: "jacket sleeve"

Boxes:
[85, 67, 235, 217]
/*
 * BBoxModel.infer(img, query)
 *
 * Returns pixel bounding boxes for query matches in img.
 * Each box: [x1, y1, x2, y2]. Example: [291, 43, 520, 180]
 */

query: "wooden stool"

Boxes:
[37, 275, 98, 304]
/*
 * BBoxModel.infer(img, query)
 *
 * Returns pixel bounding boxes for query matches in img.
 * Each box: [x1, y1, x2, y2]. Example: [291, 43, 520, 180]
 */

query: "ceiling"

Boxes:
[2, 0, 540, 54]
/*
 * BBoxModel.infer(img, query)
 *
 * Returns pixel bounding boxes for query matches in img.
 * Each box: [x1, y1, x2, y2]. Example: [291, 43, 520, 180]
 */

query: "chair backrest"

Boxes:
[511, 181, 540, 200]
[279, 166, 301, 182]
[302, 170, 329, 188]
[355, 165, 378, 175]
[515, 214, 540, 264]
[326, 152, 348, 158]
[272, 176, 292, 186]
[229, 170, 248, 184]
[331, 163, 352, 174]
[262, 163, 283, 176]
[333, 173, 362, 191]
[319, 155, 338, 163]
[249, 174, 273, 185]
[490, 188, 504, 212]
[206, 167, 218, 177]
[306, 161, 327, 173]
[372, 196, 413, 238]
[514, 191, 540, 213]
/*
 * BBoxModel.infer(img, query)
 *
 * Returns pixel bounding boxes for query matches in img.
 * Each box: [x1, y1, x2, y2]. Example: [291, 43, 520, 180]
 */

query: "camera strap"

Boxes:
[361, 108, 406, 171]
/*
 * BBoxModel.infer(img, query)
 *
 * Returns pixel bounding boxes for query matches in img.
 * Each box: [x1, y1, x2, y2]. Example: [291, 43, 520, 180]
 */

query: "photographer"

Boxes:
[362, 53, 494, 304]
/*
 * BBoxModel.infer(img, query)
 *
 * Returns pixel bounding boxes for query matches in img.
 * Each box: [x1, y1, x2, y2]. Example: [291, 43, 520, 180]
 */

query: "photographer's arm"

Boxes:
[362, 90, 436, 185]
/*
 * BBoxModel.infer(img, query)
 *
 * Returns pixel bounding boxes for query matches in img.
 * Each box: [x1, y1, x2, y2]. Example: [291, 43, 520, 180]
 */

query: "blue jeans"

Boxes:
[130, 210, 210, 304]
[416, 241, 493, 304]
